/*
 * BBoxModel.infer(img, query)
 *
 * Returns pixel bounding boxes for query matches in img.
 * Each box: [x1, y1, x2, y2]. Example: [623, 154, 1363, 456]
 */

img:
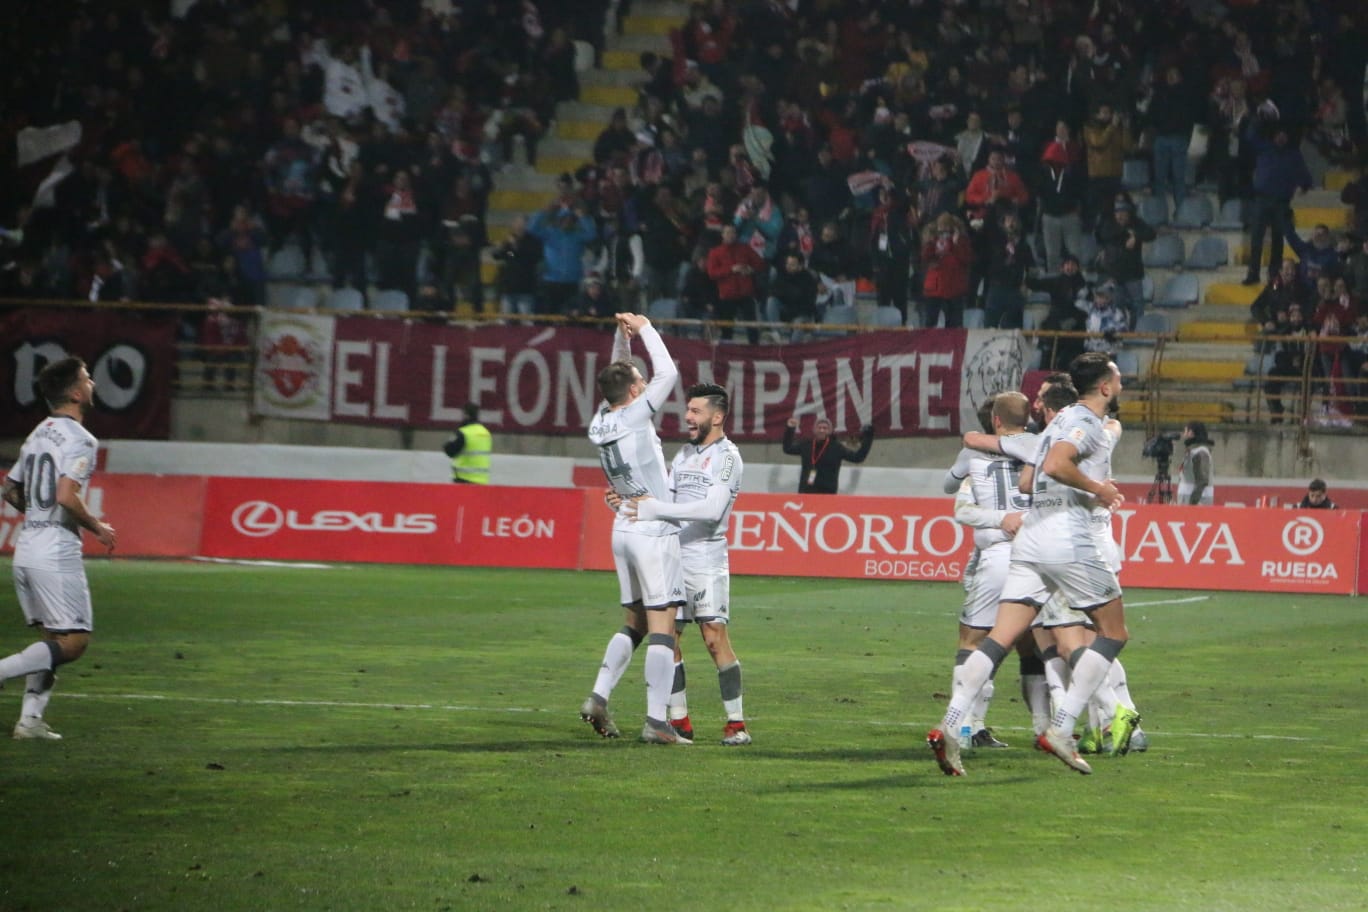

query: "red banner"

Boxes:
[0, 308, 177, 439]
[263, 321, 1031, 440]
[2, 473, 205, 558]
[198, 477, 584, 568]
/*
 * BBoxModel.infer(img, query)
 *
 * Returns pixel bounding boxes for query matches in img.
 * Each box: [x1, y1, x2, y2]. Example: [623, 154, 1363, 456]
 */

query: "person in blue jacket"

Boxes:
[528, 201, 599, 315]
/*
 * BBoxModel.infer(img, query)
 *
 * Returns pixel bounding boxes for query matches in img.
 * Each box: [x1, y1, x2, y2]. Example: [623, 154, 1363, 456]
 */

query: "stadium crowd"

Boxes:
[2, 0, 1368, 351]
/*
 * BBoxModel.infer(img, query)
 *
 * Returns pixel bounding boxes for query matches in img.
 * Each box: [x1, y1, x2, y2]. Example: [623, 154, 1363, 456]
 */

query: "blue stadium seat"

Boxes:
[1210, 198, 1247, 231]
[870, 306, 905, 328]
[1142, 234, 1185, 269]
[1185, 236, 1230, 270]
[1154, 273, 1201, 309]
[267, 246, 307, 280]
[1139, 195, 1168, 226]
[1131, 311, 1173, 344]
[326, 288, 365, 311]
[372, 289, 410, 312]
[1171, 195, 1215, 229]
[1121, 159, 1151, 191]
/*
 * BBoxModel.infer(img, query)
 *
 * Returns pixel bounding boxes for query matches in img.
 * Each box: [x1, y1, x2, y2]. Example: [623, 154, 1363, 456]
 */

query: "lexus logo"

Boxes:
[232, 501, 285, 537]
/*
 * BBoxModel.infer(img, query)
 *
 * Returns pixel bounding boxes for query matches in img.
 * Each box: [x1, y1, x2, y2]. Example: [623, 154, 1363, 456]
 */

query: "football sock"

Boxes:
[942, 638, 1007, 731]
[20, 670, 55, 720]
[668, 661, 689, 721]
[644, 633, 674, 723]
[591, 626, 641, 703]
[718, 660, 743, 721]
[970, 677, 995, 732]
[1108, 658, 1137, 711]
[1053, 637, 1125, 732]
[1041, 644, 1068, 715]
[1019, 654, 1050, 735]
[0, 641, 57, 683]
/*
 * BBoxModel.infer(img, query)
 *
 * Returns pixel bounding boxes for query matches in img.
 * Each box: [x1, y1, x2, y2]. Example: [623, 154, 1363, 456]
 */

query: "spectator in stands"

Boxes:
[919, 212, 973, 329]
[1252, 259, 1311, 328]
[766, 252, 819, 342]
[263, 117, 320, 259]
[528, 200, 598, 317]
[706, 223, 765, 342]
[1340, 312, 1368, 416]
[734, 182, 784, 262]
[1079, 280, 1130, 353]
[639, 185, 691, 307]
[1345, 234, 1368, 301]
[1205, 78, 1255, 206]
[1038, 123, 1087, 274]
[1312, 275, 1356, 418]
[597, 210, 644, 312]
[566, 273, 616, 321]
[542, 26, 580, 104]
[492, 215, 543, 317]
[868, 187, 914, 324]
[594, 108, 637, 169]
[964, 149, 1030, 229]
[1094, 196, 1156, 321]
[1083, 103, 1131, 229]
[802, 145, 851, 230]
[1340, 169, 1368, 240]
[216, 205, 269, 307]
[982, 211, 1033, 329]
[199, 295, 249, 390]
[916, 155, 964, 226]
[782, 416, 874, 495]
[1028, 253, 1088, 370]
[376, 170, 424, 306]
[1149, 65, 1200, 211]
[427, 216, 483, 314]
[1243, 117, 1313, 286]
[328, 159, 377, 297]
[1262, 302, 1311, 424]
[679, 248, 718, 323]
[1286, 223, 1343, 291]
[1298, 479, 1338, 509]
[774, 205, 816, 268]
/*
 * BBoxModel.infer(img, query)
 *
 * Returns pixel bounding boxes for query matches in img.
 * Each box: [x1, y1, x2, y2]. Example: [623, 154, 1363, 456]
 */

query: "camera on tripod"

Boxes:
[1141, 431, 1180, 503]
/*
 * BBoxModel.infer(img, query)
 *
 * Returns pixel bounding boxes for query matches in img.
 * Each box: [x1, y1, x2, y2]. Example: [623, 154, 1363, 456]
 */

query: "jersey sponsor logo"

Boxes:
[230, 500, 438, 538]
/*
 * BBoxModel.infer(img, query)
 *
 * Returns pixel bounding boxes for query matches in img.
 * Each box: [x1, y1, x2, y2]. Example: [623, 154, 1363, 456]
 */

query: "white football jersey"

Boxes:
[955, 447, 1033, 550]
[12, 416, 99, 571]
[1012, 404, 1113, 564]
[643, 438, 743, 559]
[588, 323, 679, 538]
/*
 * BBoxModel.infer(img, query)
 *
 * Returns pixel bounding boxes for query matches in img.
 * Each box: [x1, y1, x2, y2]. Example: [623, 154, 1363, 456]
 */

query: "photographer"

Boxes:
[1176, 422, 1215, 506]
[782, 416, 874, 494]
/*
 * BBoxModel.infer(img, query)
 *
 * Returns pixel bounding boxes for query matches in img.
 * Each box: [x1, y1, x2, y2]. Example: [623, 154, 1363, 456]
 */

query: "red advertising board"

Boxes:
[198, 477, 584, 568]
[1, 474, 206, 559]
[582, 494, 1361, 594]
[260, 319, 1027, 440]
[0, 308, 177, 439]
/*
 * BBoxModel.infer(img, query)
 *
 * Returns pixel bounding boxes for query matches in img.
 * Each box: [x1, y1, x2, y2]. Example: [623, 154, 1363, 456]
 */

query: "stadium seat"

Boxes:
[326, 288, 365, 311]
[647, 298, 679, 322]
[1140, 274, 1155, 306]
[870, 306, 904, 329]
[290, 286, 320, 310]
[1114, 348, 1141, 378]
[1142, 234, 1185, 269]
[1186, 235, 1230, 270]
[961, 308, 985, 329]
[372, 289, 410, 312]
[1139, 195, 1168, 226]
[1121, 159, 1151, 191]
[1210, 198, 1247, 231]
[1170, 195, 1215, 229]
[1022, 308, 1039, 331]
[1131, 311, 1173, 344]
[815, 304, 857, 337]
[267, 246, 307, 280]
[573, 40, 595, 73]
[1154, 273, 1201, 309]
[1074, 234, 1099, 270]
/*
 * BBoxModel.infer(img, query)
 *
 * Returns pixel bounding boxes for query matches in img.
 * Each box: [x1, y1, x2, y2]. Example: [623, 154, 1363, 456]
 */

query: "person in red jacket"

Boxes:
[964, 149, 1031, 224]
[706, 224, 766, 341]
[919, 213, 974, 329]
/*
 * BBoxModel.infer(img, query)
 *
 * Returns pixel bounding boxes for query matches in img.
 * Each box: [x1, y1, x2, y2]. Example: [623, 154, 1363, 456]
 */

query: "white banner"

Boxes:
[16, 121, 82, 167]
[958, 330, 1033, 431]
[253, 312, 335, 421]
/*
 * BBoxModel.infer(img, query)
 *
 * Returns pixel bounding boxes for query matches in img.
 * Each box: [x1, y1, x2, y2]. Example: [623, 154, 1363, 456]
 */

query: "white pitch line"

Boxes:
[1127, 595, 1212, 607]
[59, 691, 1315, 741]
[191, 556, 337, 570]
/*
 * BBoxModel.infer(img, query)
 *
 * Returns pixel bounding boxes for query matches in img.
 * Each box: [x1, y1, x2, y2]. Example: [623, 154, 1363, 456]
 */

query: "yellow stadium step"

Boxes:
[1117, 399, 1233, 426]
[536, 155, 589, 177]
[582, 85, 639, 108]
[1293, 205, 1349, 229]
[1156, 360, 1248, 382]
[485, 223, 512, 246]
[602, 50, 641, 71]
[1324, 169, 1358, 192]
[1179, 321, 1256, 342]
[480, 261, 498, 284]
[1204, 282, 1260, 307]
[489, 189, 553, 212]
[1234, 243, 1297, 267]
[558, 120, 605, 142]
[623, 16, 680, 36]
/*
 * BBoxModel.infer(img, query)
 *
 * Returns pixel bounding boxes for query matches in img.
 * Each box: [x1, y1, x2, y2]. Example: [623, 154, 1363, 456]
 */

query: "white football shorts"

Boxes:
[14, 566, 94, 632]
[1000, 557, 1121, 613]
[960, 544, 1009, 629]
[677, 553, 731, 625]
[612, 529, 686, 610]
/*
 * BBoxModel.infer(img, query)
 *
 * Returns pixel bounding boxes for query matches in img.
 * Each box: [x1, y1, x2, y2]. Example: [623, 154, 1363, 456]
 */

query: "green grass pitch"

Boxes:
[0, 559, 1365, 911]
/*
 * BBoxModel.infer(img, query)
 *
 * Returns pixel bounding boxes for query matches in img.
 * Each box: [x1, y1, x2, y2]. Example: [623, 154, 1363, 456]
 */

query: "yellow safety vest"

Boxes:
[451, 423, 492, 484]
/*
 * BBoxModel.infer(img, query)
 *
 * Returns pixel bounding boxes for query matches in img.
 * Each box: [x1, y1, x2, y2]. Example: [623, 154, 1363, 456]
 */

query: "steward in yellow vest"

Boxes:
[444, 403, 492, 484]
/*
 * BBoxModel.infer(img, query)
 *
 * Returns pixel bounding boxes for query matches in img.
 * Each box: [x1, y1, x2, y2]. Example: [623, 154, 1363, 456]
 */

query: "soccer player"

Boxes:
[941, 392, 1040, 748]
[623, 383, 750, 746]
[581, 313, 689, 744]
[0, 357, 117, 740]
[928, 352, 1128, 776]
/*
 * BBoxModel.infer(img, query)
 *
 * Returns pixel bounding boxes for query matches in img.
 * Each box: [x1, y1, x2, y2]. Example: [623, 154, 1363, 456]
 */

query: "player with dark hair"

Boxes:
[1, 356, 117, 739]
[623, 383, 751, 745]
[929, 351, 1129, 775]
